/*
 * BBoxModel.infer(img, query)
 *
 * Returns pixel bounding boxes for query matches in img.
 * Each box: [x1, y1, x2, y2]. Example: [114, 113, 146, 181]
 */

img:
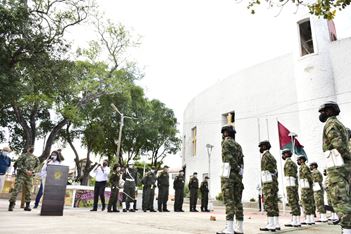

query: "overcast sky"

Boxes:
[2, 0, 351, 168]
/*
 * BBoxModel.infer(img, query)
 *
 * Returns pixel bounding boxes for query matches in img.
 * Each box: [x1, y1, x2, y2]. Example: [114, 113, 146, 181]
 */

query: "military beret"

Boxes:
[205, 176, 210, 179]
[193, 172, 198, 175]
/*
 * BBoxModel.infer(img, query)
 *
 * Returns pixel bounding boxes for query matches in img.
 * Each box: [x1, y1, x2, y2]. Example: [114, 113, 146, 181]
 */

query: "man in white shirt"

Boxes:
[90, 160, 110, 211]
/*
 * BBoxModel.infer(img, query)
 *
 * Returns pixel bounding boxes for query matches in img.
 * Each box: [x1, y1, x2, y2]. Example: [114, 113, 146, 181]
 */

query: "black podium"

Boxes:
[40, 165, 69, 216]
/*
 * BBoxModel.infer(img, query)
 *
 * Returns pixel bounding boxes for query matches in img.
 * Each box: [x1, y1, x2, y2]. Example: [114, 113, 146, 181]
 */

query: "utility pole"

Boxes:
[111, 103, 135, 161]
[206, 143, 214, 211]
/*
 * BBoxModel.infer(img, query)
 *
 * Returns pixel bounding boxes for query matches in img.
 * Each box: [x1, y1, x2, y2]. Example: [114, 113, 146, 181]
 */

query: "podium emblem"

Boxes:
[54, 170, 63, 180]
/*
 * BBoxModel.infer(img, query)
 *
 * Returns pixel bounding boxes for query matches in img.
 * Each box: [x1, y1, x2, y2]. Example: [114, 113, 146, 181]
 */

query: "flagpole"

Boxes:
[257, 118, 264, 215]
[277, 120, 286, 215]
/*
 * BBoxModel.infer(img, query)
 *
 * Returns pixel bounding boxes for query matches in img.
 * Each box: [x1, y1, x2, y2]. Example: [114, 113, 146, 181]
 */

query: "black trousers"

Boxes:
[174, 189, 184, 211]
[142, 186, 155, 210]
[108, 187, 119, 210]
[158, 186, 169, 210]
[93, 181, 107, 209]
[201, 192, 208, 210]
[189, 189, 198, 210]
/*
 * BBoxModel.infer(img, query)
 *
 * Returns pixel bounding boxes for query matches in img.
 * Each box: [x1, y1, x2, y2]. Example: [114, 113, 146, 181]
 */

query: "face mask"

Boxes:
[297, 161, 301, 166]
[103, 163, 108, 167]
[259, 148, 265, 153]
[319, 113, 328, 123]
[50, 155, 57, 161]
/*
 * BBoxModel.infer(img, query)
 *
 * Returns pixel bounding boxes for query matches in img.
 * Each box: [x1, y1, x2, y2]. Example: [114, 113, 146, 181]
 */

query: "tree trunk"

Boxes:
[39, 118, 68, 162]
[65, 124, 82, 182]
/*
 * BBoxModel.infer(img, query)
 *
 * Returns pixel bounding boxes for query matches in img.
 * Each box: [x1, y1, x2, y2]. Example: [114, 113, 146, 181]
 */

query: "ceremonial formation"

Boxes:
[2, 101, 351, 234]
[216, 101, 351, 234]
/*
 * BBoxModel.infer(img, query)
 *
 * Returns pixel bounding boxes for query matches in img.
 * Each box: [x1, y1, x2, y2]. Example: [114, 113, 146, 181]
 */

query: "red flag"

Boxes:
[277, 121, 304, 149]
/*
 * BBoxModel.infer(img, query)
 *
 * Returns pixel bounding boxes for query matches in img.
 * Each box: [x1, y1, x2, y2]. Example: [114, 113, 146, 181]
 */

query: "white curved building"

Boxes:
[182, 13, 351, 202]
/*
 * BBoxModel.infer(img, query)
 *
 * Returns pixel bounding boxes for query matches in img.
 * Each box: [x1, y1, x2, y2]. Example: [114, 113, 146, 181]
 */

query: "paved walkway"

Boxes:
[0, 199, 340, 234]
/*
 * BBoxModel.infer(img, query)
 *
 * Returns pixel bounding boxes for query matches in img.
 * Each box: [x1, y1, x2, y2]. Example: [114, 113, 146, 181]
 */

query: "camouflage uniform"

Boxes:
[261, 151, 279, 217]
[221, 137, 244, 221]
[299, 163, 314, 215]
[311, 168, 326, 214]
[9, 152, 39, 203]
[142, 171, 157, 211]
[284, 157, 300, 216]
[107, 169, 120, 212]
[323, 116, 351, 229]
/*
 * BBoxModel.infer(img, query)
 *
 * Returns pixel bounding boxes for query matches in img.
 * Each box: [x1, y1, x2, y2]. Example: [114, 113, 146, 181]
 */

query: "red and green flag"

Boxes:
[277, 121, 307, 158]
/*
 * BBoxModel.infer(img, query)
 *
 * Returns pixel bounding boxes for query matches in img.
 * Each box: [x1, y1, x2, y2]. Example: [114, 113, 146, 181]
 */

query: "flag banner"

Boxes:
[277, 121, 307, 158]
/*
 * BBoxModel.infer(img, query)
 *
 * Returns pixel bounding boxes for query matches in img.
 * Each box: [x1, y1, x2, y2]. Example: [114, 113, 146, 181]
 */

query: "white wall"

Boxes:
[183, 37, 351, 202]
[183, 54, 303, 201]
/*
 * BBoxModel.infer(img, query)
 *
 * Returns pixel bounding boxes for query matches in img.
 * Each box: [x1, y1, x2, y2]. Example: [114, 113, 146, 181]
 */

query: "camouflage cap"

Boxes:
[318, 101, 340, 115]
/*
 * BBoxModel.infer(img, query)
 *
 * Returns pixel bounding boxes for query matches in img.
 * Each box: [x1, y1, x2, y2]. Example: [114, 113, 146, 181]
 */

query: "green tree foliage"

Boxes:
[246, 0, 349, 19]
[0, 0, 93, 159]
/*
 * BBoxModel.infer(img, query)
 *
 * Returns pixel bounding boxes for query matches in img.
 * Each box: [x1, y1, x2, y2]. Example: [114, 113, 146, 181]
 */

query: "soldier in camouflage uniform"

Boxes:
[259, 140, 280, 232]
[297, 155, 315, 225]
[324, 169, 339, 223]
[9, 146, 39, 211]
[310, 162, 327, 222]
[141, 168, 157, 212]
[319, 101, 351, 234]
[217, 125, 244, 234]
[282, 149, 301, 228]
[157, 165, 170, 212]
[107, 164, 121, 212]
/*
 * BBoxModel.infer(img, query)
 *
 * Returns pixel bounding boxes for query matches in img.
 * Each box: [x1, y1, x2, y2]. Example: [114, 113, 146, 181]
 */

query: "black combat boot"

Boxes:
[107, 204, 112, 212]
[24, 202, 32, 211]
[8, 202, 15, 211]
[112, 204, 119, 212]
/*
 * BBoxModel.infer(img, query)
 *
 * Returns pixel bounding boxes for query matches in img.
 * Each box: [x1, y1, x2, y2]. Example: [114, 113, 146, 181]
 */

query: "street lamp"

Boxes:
[206, 143, 214, 210]
[111, 103, 136, 160]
